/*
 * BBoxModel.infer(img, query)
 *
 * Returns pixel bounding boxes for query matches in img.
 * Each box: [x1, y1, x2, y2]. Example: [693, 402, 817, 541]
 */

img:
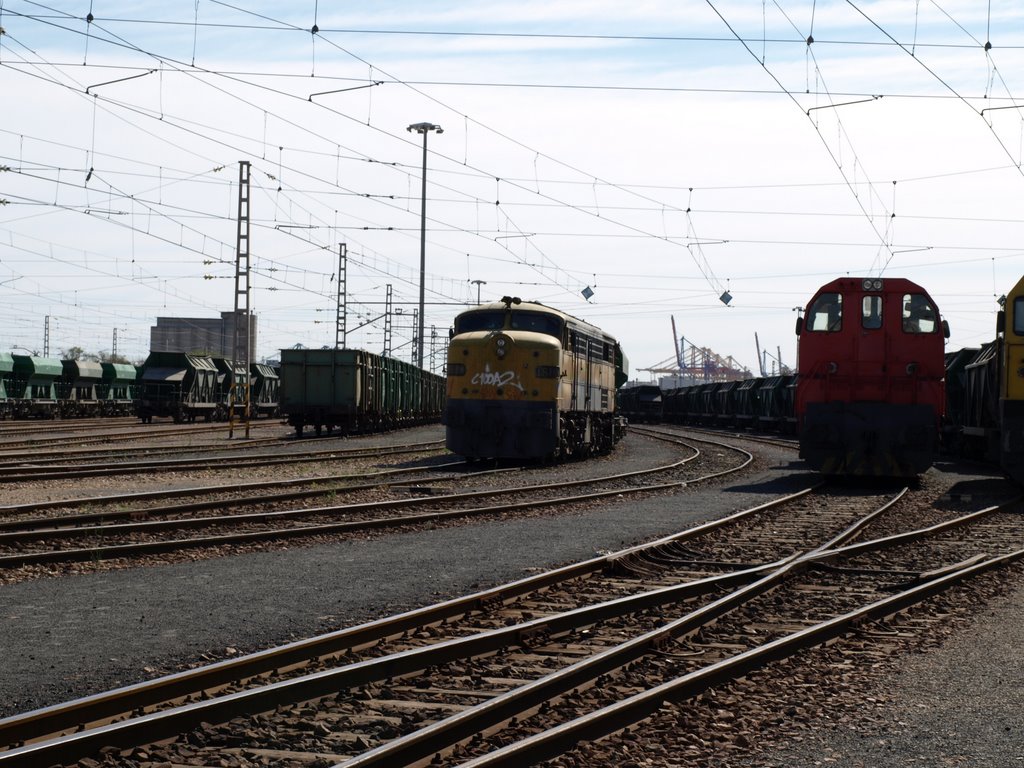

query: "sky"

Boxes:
[2, 1, 1024, 377]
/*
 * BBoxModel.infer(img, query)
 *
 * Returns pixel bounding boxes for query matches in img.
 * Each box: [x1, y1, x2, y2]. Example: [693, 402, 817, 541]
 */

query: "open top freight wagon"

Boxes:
[279, 348, 444, 437]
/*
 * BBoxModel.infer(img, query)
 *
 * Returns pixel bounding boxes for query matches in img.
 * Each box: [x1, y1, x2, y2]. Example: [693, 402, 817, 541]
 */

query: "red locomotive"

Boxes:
[795, 277, 948, 476]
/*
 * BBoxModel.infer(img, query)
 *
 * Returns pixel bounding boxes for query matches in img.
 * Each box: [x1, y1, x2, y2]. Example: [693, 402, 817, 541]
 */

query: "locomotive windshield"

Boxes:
[455, 311, 505, 333]
[902, 294, 938, 333]
[807, 292, 842, 332]
[862, 295, 883, 330]
[456, 310, 563, 339]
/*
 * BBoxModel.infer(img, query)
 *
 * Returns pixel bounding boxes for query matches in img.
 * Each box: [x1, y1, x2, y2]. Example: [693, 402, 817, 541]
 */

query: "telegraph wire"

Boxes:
[6, 2, 1015, 296]
[14, 1, 1024, 51]
[4, 2, 1023, 354]
[709, 1, 900, 277]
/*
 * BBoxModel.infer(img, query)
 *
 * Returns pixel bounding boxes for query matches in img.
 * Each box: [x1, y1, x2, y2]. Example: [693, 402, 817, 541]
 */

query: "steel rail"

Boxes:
[0, 563, 770, 766]
[457, 535, 1024, 767]
[0, 461, 473, 519]
[803, 496, 1024, 564]
[2, 485, 850, 766]
[0, 441, 446, 482]
[0, 438, 444, 473]
[337, 487, 909, 768]
[0, 421, 264, 448]
[0, 461, 475, 532]
[0, 442, 717, 565]
[632, 424, 799, 451]
[0, 443, 774, 749]
[16, 485, 1008, 768]
[0, 434, 288, 465]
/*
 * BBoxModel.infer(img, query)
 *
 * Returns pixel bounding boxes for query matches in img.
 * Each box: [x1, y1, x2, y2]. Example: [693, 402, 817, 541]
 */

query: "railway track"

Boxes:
[0, 416, 136, 434]
[0, 439, 447, 483]
[0, 432, 746, 569]
[631, 422, 799, 452]
[0, 418, 281, 449]
[3, 481, 1019, 767]
[0, 432, 290, 464]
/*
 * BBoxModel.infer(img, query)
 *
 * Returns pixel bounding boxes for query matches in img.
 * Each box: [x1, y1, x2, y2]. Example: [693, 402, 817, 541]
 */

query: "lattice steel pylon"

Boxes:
[229, 160, 252, 439]
[383, 284, 393, 358]
[335, 243, 347, 349]
[429, 325, 437, 373]
[411, 309, 419, 365]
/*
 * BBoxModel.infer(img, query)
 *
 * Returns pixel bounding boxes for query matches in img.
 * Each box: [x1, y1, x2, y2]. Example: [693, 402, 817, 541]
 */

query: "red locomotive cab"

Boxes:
[796, 277, 947, 476]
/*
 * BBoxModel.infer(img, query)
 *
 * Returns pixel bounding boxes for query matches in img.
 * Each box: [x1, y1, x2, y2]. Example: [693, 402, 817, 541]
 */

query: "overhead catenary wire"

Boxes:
[2, 1, 1023, 363]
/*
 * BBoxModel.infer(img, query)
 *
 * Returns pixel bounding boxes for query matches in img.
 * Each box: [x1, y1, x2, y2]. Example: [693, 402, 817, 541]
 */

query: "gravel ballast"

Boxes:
[756, 574, 1024, 768]
[2, 429, 1022, 768]
[2, 430, 809, 716]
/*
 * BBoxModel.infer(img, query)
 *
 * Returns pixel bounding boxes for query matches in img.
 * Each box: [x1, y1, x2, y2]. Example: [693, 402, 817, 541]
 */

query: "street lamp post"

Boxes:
[407, 121, 443, 368]
[471, 279, 486, 304]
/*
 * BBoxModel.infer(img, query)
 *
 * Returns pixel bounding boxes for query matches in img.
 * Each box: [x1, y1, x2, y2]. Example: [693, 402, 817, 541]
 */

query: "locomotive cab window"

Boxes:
[807, 292, 842, 332]
[862, 296, 883, 330]
[455, 310, 563, 339]
[902, 294, 937, 334]
[455, 311, 505, 334]
[1015, 297, 1024, 335]
[510, 312, 563, 339]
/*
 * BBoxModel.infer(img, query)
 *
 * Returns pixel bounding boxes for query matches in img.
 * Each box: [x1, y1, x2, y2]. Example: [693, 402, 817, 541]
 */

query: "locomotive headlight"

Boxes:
[861, 278, 883, 291]
[1017, 365, 1024, 378]
[495, 336, 508, 359]
[906, 362, 918, 375]
[827, 361, 838, 374]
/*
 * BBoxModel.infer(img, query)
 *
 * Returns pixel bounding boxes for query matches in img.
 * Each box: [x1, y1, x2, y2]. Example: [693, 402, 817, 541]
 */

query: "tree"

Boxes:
[98, 351, 132, 364]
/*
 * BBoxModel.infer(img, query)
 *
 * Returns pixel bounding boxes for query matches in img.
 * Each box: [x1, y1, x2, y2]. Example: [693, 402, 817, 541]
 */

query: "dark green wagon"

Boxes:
[99, 362, 138, 416]
[0, 352, 13, 418]
[137, 352, 219, 423]
[279, 348, 444, 437]
[10, 354, 63, 418]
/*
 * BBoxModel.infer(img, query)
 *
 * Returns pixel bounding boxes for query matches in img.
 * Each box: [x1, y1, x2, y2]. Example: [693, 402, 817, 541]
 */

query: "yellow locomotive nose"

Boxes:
[495, 335, 509, 359]
[444, 300, 626, 461]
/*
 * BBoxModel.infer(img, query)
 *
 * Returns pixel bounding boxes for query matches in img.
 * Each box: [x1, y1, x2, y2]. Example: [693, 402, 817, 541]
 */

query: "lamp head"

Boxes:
[407, 122, 443, 134]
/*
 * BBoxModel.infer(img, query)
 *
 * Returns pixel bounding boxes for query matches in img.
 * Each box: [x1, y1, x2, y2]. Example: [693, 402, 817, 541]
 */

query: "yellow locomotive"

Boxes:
[993, 274, 1024, 481]
[444, 297, 628, 460]
[945, 274, 1024, 483]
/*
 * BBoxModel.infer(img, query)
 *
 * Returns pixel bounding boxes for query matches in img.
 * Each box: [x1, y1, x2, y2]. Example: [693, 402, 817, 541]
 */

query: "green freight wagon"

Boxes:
[137, 352, 219, 423]
[211, 357, 250, 420]
[99, 362, 138, 416]
[279, 348, 444, 437]
[58, 359, 104, 417]
[0, 352, 13, 418]
[10, 354, 63, 418]
[250, 363, 280, 417]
